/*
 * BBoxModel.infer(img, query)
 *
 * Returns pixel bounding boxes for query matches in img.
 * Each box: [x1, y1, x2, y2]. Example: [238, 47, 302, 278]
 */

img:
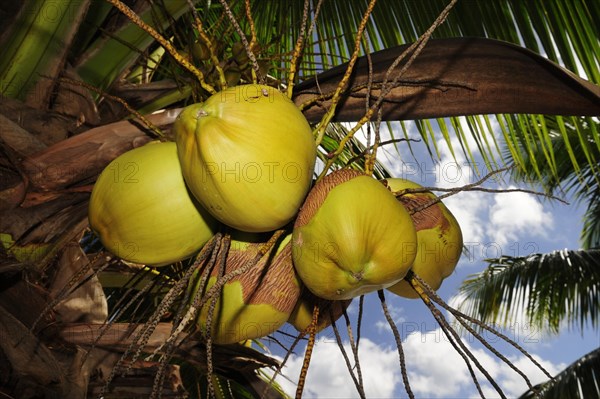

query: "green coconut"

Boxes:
[291, 169, 418, 300]
[88, 141, 217, 266]
[287, 287, 352, 333]
[385, 178, 463, 298]
[174, 84, 316, 233]
[190, 232, 300, 344]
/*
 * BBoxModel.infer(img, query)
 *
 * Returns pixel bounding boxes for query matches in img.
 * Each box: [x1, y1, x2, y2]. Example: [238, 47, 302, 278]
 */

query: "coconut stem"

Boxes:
[378, 289, 414, 399]
[205, 234, 231, 399]
[313, 0, 378, 149]
[105, 0, 217, 95]
[185, 0, 228, 90]
[295, 304, 319, 399]
[410, 271, 553, 382]
[263, 331, 306, 398]
[100, 234, 220, 397]
[331, 310, 366, 398]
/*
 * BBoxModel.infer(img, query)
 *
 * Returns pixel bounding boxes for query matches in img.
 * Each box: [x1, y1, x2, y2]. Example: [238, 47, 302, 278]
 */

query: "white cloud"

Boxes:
[444, 191, 487, 246]
[273, 337, 400, 398]
[375, 320, 391, 333]
[487, 188, 554, 248]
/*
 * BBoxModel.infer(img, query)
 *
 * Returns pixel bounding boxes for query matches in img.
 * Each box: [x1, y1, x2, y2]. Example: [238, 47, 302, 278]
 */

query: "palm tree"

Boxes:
[0, 0, 598, 397]
[458, 118, 600, 398]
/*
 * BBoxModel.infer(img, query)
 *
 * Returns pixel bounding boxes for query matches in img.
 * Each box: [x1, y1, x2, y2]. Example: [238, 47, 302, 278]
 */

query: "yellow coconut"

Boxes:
[385, 178, 463, 298]
[291, 169, 418, 300]
[287, 287, 352, 333]
[190, 232, 300, 344]
[88, 142, 217, 266]
[174, 84, 316, 232]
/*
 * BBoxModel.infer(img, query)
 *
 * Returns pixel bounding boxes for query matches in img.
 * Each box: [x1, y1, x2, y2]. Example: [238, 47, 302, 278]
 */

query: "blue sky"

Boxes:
[265, 117, 599, 398]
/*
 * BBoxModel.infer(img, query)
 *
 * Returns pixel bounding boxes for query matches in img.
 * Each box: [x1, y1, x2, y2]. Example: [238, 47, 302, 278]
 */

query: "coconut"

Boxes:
[384, 178, 463, 298]
[190, 232, 300, 344]
[174, 84, 316, 232]
[88, 141, 217, 266]
[287, 287, 352, 333]
[291, 169, 418, 300]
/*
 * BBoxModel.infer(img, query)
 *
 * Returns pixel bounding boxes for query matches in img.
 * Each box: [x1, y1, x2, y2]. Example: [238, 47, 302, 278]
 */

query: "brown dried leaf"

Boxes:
[50, 243, 108, 324]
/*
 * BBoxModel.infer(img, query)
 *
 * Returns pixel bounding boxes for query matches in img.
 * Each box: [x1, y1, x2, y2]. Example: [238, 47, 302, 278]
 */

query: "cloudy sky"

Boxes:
[265, 117, 599, 398]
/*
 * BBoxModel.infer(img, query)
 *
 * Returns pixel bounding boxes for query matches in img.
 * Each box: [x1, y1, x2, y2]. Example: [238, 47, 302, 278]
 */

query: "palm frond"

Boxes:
[508, 117, 600, 248]
[254, 0, 600, 177]
[0, 0, 90, 107]
[458, 250, 600, 333]
[519, 347, 600, 399]
[582, 190, 600, 249]
[74, 0, 194, 93]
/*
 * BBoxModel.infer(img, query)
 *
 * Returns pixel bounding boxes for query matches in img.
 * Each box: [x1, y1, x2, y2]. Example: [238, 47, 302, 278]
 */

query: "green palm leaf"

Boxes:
[0, 0, 90, 106]
[458, 250, 600, 333]
[241, 0, 600, 174]
[519, 347, 600, 399]
[509, 117, 600, 248]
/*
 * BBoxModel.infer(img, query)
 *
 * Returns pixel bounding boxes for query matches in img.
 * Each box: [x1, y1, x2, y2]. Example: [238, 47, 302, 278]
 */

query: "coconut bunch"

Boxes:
[88, 82, 462, 345]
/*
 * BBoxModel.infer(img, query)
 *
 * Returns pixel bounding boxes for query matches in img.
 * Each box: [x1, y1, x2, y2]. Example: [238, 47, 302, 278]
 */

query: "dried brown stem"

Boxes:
[244, 0, 258, 53]
[217, 0, 262, 83]
[331, 311, 366, 399]
[58, 77, 164, 138]
[83, 269, 158, 364]
[379, 0, 458, 97]
[263, 331, 305, 398]
[105, 0, 216, 94]
[345, 138, 419, 168]
[185, 0, 228, 89]
[342, 309, 366, 398]
[314, 0, 378, 148]
[410, 271, 554, 380]
[356, 295, 365, 349]
[363, 37, 378, 176]
[205, 234, 231, 399]
[319, 0, 459, 178]
[427, 299, 487, 399]
[286, 0, 311, 98]
[393, 166, 568, 217]
[408, 275, 507, 399]
[295, 304, 319, 399]
[100, 235, 220, 397]
[378, 290, 414, 399]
